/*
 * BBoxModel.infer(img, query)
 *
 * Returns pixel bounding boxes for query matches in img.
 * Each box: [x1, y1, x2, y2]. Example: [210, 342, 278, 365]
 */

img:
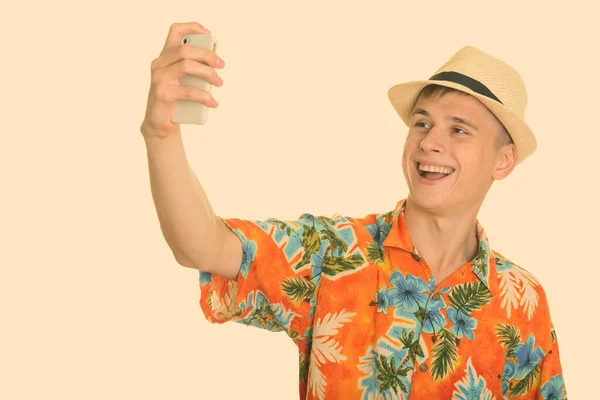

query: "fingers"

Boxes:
[151, 22, 225, 89]
[155, 40, 224, 70]
[154, 83, 219, 108]
[161, 22, 211, 54]
[151, 44, 224, 84]
[152, 57, 223, 87]
[141, 22, 221, 139]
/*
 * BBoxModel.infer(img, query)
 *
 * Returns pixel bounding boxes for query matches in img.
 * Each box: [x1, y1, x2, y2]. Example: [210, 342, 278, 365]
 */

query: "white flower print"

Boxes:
[497, 263, 540, 321]
[308, 309, 356, 399]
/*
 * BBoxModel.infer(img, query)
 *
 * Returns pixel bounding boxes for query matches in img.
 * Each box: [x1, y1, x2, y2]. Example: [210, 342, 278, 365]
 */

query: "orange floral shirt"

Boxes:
[199, 198, 567, 399]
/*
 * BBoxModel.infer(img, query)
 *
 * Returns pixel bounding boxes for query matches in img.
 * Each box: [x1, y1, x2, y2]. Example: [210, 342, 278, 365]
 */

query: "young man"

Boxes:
[142, 25, 566, 398]
[196, 46, 566, 399]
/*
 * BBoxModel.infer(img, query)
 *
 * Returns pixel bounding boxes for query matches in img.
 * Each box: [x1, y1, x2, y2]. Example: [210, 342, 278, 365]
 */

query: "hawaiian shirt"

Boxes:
[199, 198, 567, 399]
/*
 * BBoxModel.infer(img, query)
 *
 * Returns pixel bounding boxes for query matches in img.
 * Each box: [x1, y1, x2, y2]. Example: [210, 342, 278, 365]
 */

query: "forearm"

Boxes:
[143, 132, 222, 270]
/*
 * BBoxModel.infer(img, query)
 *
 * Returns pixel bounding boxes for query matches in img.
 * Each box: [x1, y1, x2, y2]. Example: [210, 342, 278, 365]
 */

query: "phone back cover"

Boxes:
[171, 34, 218, 125]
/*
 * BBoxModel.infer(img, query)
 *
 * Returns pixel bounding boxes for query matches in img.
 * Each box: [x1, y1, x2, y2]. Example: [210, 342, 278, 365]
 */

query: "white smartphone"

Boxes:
[171, 33, 219, 125]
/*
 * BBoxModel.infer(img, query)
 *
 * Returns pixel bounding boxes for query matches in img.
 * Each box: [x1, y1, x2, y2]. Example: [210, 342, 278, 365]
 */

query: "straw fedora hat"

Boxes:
[388, 45, 536, 166]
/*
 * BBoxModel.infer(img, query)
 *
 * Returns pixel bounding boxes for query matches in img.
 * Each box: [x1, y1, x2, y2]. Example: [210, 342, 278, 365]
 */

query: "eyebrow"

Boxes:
[411, 108, 479, 131]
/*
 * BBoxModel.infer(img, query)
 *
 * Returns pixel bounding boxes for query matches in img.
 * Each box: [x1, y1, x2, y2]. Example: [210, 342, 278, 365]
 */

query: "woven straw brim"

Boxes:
[388, 80, 537, 167]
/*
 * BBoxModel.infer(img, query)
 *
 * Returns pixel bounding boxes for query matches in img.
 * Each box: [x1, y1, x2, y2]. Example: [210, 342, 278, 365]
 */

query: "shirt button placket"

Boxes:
[420, 292, 441, 375]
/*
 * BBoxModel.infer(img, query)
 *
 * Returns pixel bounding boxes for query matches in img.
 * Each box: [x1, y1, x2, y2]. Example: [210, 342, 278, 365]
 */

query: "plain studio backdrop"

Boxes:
[0, 1, 597, 399]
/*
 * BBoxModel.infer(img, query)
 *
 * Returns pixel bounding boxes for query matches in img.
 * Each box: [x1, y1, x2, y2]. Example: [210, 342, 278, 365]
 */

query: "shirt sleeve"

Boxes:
[509, 281, 568, 399]
[535, 328, 567, 399]
[198, 213, 328, 340]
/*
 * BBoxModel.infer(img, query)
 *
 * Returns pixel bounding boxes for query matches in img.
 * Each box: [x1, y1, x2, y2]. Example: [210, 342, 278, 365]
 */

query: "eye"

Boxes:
[414, 121, 430, 128]
[453, 127, 468, 135]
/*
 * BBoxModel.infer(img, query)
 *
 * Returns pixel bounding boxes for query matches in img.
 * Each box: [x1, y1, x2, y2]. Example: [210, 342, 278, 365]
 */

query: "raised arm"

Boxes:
[144, 133, 242, 279]
[140, 22, 241, 279]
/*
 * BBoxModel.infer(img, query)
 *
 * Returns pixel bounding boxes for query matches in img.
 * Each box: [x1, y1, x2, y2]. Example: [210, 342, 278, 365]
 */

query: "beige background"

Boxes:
[1, 1, 596, 398]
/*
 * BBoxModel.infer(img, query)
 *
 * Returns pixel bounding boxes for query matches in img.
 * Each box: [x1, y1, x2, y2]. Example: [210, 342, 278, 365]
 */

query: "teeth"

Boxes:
[418, 163, 454, 174]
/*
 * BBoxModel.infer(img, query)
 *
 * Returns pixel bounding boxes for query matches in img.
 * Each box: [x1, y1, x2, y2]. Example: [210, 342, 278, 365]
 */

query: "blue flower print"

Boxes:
[422, 306, 446, 333]
[365, 223, 378, 241]
[427, 276, 436, 292]
[310, 252, 324, 287]
[308, 296, 317, 320]
[427, 276, 452, 296]
[428, 292, 447, 311]
[514, 334, 545, 380]
[199, 271, 212, 285]
[239, 235, 257, 279]
[375, 286, 390, 314]
[540, 375, 565, 400]
[386, 271, 428, 312]
[503, 359, 516, 380]
[501, 360, 516, 394]
[376, 220, 391, 246]
[447, 307, 477, 340]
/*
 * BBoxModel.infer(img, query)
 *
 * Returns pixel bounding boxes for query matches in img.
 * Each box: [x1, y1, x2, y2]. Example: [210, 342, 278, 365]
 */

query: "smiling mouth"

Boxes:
[415, 162, 455, 180]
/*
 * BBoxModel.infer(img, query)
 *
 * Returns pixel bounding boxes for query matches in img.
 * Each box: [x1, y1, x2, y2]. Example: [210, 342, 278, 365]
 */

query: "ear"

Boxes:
[492, 143, 516, 180]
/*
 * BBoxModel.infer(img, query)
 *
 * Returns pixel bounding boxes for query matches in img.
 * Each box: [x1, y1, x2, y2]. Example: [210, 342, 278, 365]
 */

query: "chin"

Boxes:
[408, 192, 454, 210]
[404, 168, 455, 210]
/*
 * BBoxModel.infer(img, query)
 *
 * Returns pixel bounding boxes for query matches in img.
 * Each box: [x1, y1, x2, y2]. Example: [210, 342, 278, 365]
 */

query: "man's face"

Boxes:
[401, 91, 515, 213]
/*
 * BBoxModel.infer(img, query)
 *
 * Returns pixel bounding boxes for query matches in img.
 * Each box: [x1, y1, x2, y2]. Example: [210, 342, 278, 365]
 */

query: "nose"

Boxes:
[419, 127, 446, 153]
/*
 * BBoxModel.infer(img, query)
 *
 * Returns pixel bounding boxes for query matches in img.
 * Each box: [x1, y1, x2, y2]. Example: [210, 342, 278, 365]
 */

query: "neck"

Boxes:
[403, 196, 480, 275]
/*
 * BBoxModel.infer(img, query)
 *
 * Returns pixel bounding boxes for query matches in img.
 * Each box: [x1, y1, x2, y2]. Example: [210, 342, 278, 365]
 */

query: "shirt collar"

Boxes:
[381, 198, 495, 291]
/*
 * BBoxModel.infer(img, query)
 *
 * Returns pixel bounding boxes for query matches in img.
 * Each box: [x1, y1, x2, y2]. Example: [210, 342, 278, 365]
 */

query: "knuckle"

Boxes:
[178, 44, 190, 58]
[183, 85, 196, 98]
[154, 83, 169, 100]
[150, 69, 162, 85]
[180, 58, 194, 73]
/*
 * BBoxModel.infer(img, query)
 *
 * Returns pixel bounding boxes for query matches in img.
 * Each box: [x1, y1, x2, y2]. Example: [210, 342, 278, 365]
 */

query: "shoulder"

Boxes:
[342, 211, 394, 247]
[308, 212, 382, 248]
[493, 251, 544, 290]
[220, 213, 347, 238]
[492, 250, 555, 342]
[294, 211, 384, 237]
[493, 250, 550, 302]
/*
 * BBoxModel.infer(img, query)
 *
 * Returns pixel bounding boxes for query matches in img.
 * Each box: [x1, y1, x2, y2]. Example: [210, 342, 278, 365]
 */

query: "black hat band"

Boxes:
[428, 71, 503, 104]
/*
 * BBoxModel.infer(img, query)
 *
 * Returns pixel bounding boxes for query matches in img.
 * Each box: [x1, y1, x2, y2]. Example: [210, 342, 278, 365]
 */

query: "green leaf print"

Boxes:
[321, 253, 365, 276]
[414, 306, 427, 325]
[269, 218, 298, 238]
[298, 224, 322, 269]
[281, 276, 316, 303]
[241, 298, 283, 332]
[321, 225, 349, 264]
[398, 330, 424, 361]
[494, 324, 522, 359]
[471, 246, 489, 278]
[431, 328, 459, 381]
[508, 363, 541, 396]
[375, 354, 409, 394]
[366, 240, 385, 264]
[448, 280, 492, 315]
[299, 353, 309, 383]
[297, 215, 366, 277]
[373, 331, 423, 394]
